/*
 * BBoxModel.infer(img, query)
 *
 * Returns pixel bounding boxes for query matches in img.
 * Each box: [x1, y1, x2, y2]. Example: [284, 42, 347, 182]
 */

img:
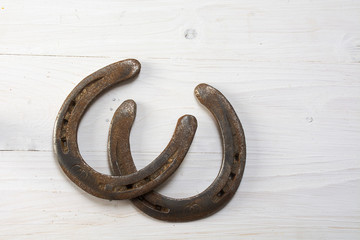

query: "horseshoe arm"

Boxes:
[109, 83, 246, 221]
[53, 59, 197, 200]
[107, 99, 197, 192]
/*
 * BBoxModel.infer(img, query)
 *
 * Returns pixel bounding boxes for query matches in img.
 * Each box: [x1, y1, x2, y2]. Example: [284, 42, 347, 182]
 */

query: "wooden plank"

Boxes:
[0, 151, 359, 239]
[0, 0, 359, 238]
[1, 56, 359, 154]
[0, 0, 359, 63]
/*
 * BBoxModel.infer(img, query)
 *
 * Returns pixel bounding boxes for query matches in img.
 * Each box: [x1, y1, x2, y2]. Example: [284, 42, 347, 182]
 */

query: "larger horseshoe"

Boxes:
[109, 83, 246, 221]
[53, 59, 198, 200]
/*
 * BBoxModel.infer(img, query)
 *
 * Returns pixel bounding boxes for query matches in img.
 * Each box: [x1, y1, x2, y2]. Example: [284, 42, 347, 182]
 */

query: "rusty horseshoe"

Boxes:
[108, 83, 246, 221]
[53, 59, 198, 200]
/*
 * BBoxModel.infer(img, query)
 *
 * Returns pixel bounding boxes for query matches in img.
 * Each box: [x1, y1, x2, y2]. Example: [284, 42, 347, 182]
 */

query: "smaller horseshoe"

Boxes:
[109, 83, 246, 221]
[53, 59, 197, 200]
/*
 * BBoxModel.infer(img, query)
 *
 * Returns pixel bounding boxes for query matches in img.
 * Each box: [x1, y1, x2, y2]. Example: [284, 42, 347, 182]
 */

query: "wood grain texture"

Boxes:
[0, 0, 359, 239]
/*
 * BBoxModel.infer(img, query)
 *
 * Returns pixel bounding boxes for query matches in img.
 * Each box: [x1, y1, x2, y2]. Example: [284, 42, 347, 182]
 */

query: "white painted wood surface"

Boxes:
[1, 0, 359, 239]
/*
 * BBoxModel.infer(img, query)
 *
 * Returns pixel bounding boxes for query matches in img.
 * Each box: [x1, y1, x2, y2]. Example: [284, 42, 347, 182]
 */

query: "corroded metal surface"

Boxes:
[109, 83, 246, 221]
[53, 59, 197, 200]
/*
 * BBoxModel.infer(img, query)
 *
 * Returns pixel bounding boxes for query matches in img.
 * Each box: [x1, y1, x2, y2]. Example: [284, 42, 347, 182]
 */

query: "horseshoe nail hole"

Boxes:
[234, 153, 240, 161]
[126, 184, 133, 190]
[60, 137, 68, 152]
[68, 100, 76, 113]
[217, 189, 225, 197]
[112, 186, 124, 192]
[139, 198, 170, 213]
[144, 177, 150, 182]
[229, 172, 236, 180]
[62, 118, 68, 127]
[154, 205, 170, 213]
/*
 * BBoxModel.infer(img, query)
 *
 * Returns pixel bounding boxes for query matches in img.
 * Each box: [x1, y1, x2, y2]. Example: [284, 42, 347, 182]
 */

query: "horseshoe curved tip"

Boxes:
[195, 83, 224, 104]
[194, 83, 213, 98]
[109, 59, 141, 81]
